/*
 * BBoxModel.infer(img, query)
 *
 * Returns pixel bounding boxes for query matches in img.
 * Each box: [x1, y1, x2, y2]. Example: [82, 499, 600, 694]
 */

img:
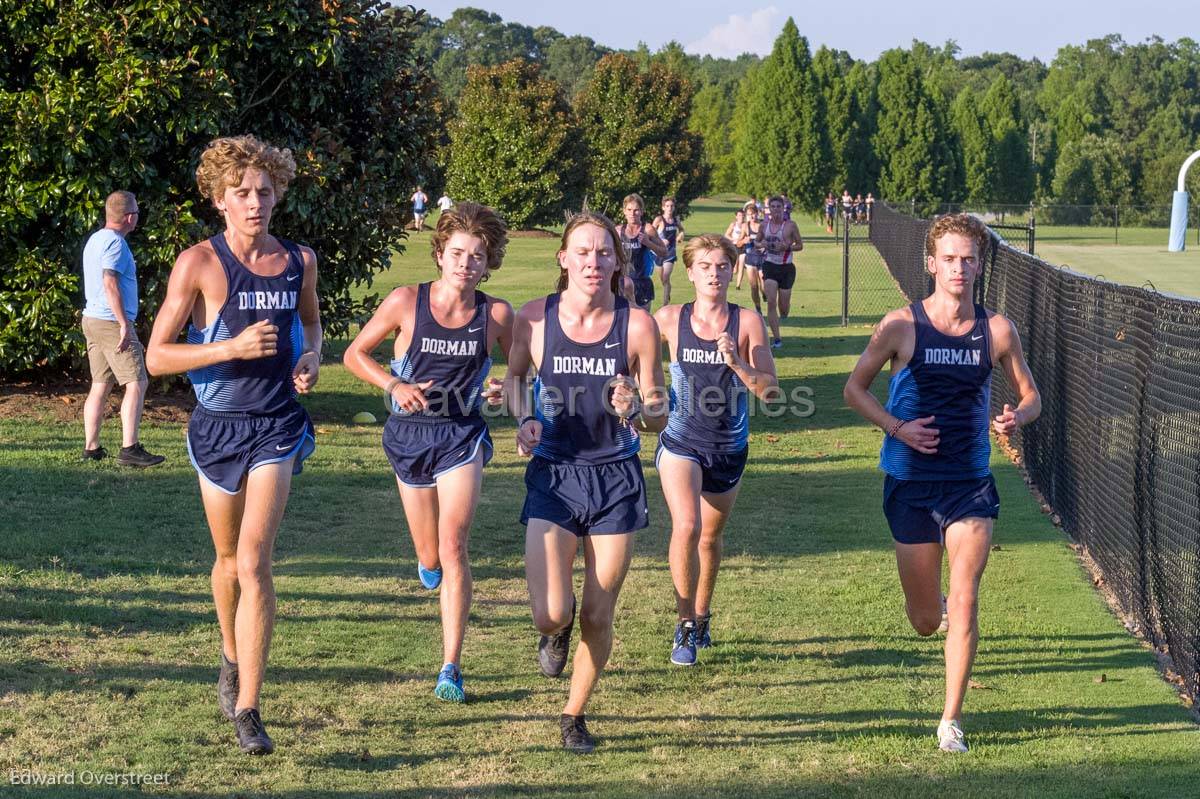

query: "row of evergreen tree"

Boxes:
[419, 8, 1200, 220]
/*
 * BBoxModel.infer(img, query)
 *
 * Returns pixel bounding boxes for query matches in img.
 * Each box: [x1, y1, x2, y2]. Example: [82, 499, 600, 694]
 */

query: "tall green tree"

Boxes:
[446, 60, 586, 228]
[574, 53, 708, 218]
[812, 47, 856, 192]
[843, 62, 880, 193]
[951, 88, 998, 205]
[1052, 133, 1133, 207]
[872, 48, 957, 203]
[0, 0, 437, 374]
[982, 74, 1034, 203]
[733, 18, 831, 211]
[688, 81, 738, 193]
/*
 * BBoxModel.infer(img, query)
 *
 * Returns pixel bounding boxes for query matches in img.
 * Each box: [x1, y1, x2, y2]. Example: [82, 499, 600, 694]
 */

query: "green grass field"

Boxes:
[0, 198, 1195, 798]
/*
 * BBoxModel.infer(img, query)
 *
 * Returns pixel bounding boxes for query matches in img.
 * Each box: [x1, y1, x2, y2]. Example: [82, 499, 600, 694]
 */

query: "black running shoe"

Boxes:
[218, 651, 239, 721]
[537, 597, 576, 678]
[560, 713, 595, 754]
[116, 442, 165, 468]
[695, 612, 713, 649]
[233, 708, 274, 755]
[81, 446, 107, 461]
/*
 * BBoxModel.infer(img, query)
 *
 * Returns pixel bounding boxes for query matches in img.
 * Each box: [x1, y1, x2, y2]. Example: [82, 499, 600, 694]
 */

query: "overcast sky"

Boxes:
[410, 1, 1196, 63]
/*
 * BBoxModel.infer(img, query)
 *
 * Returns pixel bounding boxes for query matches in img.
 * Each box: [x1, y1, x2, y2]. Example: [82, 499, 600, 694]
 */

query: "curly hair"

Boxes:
[682, 233, 738, 272]
[925, 213, 989, 260]
[429, 202, 508, 281]
[556, 211, 626, 294]
[195, 135, 297, 203]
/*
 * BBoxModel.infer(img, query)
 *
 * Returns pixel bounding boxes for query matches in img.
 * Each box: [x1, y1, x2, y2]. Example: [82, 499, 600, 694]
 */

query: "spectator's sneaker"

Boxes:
[417, 562, 442, 590]
[233, 708, 274, 755]
[434, 663, 465, 703]
[694, 612, 713, 649]
[937, 719, 968, 753]
[116, 442, 165, 468]
[937, 595, 949, 634]
[218, 651, 239, 721]
[537, 597, 576, 678]
[81, 446, 108, 461]
[560, 713, 595, 754]
[670, 620, 698, 666]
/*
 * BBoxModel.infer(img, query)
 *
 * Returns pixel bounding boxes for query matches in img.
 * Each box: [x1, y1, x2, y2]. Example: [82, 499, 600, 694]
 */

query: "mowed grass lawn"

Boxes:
[0, 199, 1195, 798]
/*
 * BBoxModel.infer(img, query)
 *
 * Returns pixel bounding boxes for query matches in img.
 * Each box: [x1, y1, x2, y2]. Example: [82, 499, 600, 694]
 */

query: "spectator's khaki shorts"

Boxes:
[82, 316, 147, 386]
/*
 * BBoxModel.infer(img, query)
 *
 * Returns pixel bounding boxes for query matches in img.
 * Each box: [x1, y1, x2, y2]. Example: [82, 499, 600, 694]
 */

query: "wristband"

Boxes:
[886, 419, 907, 439]
[519, 415, 536, 428]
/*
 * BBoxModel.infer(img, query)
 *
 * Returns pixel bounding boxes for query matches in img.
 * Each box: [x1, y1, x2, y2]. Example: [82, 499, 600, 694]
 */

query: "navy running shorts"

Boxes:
[744, 247, 763, 268]
[761, 262, 796, 290]
[520, 455, 649, 536]
[632, 275, 655, 307]
[883, 474, 1000, 545]
[655, 249, 677, 268]
[655, 432, 747, 495]
[187, 401, 316, 495]
[383, 413, 492, 488]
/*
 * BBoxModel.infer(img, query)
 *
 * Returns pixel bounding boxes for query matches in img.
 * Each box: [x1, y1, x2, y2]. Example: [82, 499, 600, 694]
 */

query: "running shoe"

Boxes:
[560, 713, 595, 754]
[218, 651, 239, 721]
[81, 446, 107, 461]
[771, 338, 783, 349]
[670, 620, 697, 666]
[937, 594, 949, 634]
[116, 442, 165, 468]
[233, 708, 274, 755]
[694, 612, 713, 649]
[417, 562, 442, 590]
[537, 597, 576, 678]
[434, 662, 465, 703]
[937, 718, 968, 753]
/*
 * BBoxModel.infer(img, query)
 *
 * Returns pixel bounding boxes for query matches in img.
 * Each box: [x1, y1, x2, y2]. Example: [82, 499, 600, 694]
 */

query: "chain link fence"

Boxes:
[867, 200, 1200, 707]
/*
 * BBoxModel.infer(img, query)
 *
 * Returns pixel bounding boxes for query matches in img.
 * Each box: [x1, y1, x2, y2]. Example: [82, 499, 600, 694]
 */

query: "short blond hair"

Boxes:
[925, 213, 989, 259]
[621, 193, 645, 211]
[105, 191, 137, 223]
[195, 135, 297, 203]
[682, 233, 738, 272]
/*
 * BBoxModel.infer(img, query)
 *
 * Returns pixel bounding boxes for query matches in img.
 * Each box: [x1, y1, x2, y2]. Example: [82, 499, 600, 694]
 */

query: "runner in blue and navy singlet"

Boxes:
[521, 292, 647, 534]
[382, 281, 493, 487]
[185, 233, 316, 494]
[657, 302, 749, 494]
[619, 224, 655, 309]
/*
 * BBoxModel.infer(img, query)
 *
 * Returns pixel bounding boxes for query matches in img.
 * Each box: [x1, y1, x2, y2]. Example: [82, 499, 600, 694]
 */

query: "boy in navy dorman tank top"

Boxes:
[844, 214, 1041, 754]
[504, 211, 667, 754]
[617, 193, 668, 311]
[652, 195, 684, 305]
[754, 195, 803, 350]
[653, 234, 777, 667]
[147, 136, 323, 756]
[343, 203, 514, 705]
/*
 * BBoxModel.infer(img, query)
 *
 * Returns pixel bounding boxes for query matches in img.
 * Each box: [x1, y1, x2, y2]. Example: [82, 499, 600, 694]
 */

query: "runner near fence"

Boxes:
[867, 200, 1200, 707]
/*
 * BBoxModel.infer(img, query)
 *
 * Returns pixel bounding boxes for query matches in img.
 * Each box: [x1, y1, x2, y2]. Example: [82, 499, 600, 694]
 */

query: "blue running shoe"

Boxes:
[434, 663, 465, 703]
[694, 613, 712, 649]
[670, 620, 697, 666]
[417, 562, 442, 590]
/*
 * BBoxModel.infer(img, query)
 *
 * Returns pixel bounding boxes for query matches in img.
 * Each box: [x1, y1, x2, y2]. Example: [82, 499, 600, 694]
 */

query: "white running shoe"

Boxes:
[937, 595, 949, 634]
[937, 719, 968, 753]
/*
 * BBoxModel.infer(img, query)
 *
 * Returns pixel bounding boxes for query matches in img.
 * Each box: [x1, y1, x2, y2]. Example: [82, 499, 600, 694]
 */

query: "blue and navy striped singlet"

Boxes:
[532, 293, 640, 465]
[659, 216, 679, 260]
[390, 282, 491, 419]
[881, 302, 993, 480]
[665, 303, 748, 453]
[186, 235, 307, 414]
[619, 224, 654, 279]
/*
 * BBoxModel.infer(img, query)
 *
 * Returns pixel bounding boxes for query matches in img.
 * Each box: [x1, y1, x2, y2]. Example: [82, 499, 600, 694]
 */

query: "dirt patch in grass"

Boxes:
[0, 378, 194, 424]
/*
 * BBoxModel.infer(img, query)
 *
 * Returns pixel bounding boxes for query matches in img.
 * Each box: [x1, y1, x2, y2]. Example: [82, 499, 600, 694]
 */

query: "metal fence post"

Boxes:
[841, 217, 850, 326]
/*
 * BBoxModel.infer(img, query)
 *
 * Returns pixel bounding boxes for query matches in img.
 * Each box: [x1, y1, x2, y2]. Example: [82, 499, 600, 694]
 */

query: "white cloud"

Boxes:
[685, 6, 784, 59]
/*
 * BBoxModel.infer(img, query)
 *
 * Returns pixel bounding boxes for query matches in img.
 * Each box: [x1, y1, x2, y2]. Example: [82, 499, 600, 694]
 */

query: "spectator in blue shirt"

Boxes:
[81, 191, 164, 467]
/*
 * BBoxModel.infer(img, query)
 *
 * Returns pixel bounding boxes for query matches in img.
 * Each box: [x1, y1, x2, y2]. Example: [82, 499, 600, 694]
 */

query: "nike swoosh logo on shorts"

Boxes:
[287, 273, 301, 281]
[971, 333, 983, 340]
[605, 341, 620, 349]
[276, 443, 293, 451]
[468, 326, 483, 333]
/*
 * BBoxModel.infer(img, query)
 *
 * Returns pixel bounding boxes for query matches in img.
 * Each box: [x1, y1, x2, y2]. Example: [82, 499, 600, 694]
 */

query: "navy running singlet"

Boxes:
[390, 282, 491, 418]
[881, 302, 993, 480]
[762, 219, 792, 265]
[659, 217, 679, 260]
[187, 235, 307, 414]
[532, 293, 640, 465]
[619, 224, 654, 279]
[665, 303, 748, 452]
